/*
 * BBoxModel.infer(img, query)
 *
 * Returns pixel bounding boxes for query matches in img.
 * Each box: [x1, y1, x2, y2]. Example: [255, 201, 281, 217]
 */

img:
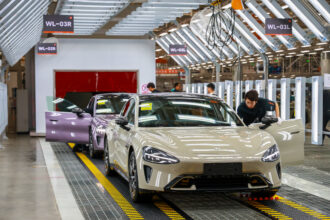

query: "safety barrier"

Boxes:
[185, 76, 327, 145]
[0, 83, 8, 135]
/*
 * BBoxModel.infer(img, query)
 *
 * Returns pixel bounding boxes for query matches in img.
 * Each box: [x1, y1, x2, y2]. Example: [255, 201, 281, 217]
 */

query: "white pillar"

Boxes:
[312, 76, 323, 145]
[268, 79, 277, 101]
[255, 80, 265, 98]
[204, 83, 208, 95]
[218, 82, 225, 100]
[295, 77, 306, 126]
[245, 80, 254, 93]
[280, 78, 290, 120]
[235, 81, 242, 111]
[225, 81, 233, 108]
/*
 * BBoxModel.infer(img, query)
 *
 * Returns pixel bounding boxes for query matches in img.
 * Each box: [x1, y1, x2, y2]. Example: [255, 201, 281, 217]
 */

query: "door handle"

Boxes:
[50, 119, 58, 122]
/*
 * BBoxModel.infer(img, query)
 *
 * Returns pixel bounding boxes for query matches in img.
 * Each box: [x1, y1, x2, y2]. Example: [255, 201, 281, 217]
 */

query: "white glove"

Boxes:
[277, 117, 283, 125]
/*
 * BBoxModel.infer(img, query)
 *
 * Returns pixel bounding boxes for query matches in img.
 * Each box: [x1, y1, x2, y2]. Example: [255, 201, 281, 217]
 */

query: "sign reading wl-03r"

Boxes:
[37, 43, 57, 55]
[265, 18, 292, 35]
[169, 45, 187, 56]
[43, 15, 74, 33]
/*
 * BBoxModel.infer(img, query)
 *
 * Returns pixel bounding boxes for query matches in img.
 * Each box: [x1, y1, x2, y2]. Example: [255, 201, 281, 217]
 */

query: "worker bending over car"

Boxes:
[237, 90, 280, 126]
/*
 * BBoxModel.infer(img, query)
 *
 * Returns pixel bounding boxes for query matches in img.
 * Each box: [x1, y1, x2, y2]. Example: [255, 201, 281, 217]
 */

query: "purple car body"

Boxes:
[45, 93, 132, 156]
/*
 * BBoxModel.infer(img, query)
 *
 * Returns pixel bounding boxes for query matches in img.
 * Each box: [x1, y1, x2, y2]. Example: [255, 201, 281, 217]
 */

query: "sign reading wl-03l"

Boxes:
[265, 18, 292, 35]
[37, 43, 57, 55]
[43, 15, 74, 33]
[169, 45, 187, 55]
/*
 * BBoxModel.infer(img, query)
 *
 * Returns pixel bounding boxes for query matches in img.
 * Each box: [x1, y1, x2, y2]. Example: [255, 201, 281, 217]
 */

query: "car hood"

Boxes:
[95, 114, 118, 126]
[138, 127, 274, 160]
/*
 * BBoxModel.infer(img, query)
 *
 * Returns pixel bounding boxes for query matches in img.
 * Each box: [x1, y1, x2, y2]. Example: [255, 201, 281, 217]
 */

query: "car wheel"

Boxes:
[251, 190, 278, 198]
[89, 130, 96, 158]
[128, 151, 152, 203]
[104, 138, 116, 176]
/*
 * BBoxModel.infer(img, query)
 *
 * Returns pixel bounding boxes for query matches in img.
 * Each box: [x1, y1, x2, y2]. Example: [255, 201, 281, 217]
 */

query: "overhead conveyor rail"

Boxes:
[156, 0, 329, 68]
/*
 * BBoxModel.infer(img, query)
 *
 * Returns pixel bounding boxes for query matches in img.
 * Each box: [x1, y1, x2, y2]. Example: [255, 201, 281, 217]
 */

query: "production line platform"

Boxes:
[46, 142, 330, 220]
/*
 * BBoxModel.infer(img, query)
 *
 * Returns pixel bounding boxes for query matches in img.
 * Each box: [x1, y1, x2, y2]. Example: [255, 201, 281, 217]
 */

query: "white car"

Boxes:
[104, 93, 304, 202]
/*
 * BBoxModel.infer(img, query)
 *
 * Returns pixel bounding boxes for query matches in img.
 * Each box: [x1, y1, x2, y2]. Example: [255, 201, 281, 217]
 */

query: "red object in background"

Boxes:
[55, 71, 137, 98]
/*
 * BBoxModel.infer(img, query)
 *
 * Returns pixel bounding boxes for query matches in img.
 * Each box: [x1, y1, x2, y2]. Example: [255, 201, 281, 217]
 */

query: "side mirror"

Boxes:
[72, 107, 84, 117]
[260, 116, 278, 130]
[115, 117, 129, 127]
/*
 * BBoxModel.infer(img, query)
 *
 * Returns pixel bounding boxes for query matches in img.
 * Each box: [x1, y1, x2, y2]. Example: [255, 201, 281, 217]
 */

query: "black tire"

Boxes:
[104, 137, 116, 176]
[251, 190, 277, 198]
[128, 151, 153, 203]
[89, 130, 97, 158]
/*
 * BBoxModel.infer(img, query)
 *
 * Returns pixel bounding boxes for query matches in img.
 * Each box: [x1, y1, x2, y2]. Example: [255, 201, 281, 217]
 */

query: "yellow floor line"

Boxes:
[277, 196, 330, 219]
[247, 201, 292, 220]
[68, 143, 143, 219]
[153, 195, 185, 220]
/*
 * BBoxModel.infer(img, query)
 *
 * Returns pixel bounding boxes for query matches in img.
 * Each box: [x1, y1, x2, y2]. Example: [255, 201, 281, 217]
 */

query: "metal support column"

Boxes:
[295, 77, 306, 127]
[204, 83, 208, 95]
[312, 76, 323, 145]
[218, 82, 225, 99]
[255, 80, 265, 98]
[268, 79, 277, 101]
[184, 66, 191, 85]
[197, 83, 203, 94]
[281, 78, 290, 120]
[260, 53, 269, 98]
[245, 80, 254, 93]
[191, 84, 197, 93]
[235, 81, 242, 111]
[225, 80, 233, 108]
[215, 62, 221, 82]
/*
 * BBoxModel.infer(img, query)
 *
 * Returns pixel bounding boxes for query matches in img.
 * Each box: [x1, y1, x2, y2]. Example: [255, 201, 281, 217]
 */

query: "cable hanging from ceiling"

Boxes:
[205, 0, 236, 52]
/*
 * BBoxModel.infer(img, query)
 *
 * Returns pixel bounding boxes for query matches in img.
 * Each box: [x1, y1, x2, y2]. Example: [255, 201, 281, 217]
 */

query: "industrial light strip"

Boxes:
[261, 0, 311, 46]
[106, 0, 208, 36]
[56, 0, 130, 35]
[245, 0, 296, 50]
[0, 0, 51, 66]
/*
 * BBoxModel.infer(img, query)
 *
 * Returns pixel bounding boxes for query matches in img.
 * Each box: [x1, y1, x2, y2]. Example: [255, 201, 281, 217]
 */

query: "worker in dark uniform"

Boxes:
[237, 90, 280, 126]
[147, 82, 160, 93]
[171, 83, 182, 92]
[323, 89, 330, 141]
[207, 83, 216, 96]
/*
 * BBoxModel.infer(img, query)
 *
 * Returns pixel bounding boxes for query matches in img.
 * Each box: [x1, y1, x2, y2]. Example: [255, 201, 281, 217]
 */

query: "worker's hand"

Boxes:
[277, 117, 283, 125]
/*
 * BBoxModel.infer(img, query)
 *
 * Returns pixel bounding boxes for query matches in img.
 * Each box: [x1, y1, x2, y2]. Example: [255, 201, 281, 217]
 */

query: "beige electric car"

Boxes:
[104, 93, 304, 202]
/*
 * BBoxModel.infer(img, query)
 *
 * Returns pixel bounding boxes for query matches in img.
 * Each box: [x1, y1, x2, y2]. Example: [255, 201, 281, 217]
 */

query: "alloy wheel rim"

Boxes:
[104, 144, 109, 171]
[129, 155, 137, 197]
[89, 132, 93, 157]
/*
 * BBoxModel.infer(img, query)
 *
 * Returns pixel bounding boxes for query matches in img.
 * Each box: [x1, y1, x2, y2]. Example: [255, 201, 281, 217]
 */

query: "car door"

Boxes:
[45, 98, 92, 144]
[251, 119, 304, 166]
[115, 98, 136, 175]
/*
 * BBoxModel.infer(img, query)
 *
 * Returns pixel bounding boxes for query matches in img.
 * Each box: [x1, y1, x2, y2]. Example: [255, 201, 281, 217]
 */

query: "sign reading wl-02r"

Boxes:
[37, 43, 57, 55]
[169, 45, 187, 55]
[43, 15, 74, 33]
[265, 18, 292, 35]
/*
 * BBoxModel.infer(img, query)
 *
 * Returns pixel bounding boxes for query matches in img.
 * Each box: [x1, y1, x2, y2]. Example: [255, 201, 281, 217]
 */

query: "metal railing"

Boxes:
[185, 76, 328, 145]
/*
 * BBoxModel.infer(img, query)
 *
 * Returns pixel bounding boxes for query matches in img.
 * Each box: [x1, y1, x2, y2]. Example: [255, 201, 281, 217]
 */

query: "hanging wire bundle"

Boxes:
[205, 0, 236, 52]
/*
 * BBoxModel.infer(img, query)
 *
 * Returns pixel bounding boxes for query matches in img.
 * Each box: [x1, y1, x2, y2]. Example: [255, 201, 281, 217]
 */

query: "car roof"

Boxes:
[137, 92, 224, 101]
[94, 93, 134, 99]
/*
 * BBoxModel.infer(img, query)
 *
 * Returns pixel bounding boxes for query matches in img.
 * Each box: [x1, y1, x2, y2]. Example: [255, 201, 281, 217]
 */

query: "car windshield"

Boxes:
[95, 95, 130, 115]
[138, 97, 244, 127]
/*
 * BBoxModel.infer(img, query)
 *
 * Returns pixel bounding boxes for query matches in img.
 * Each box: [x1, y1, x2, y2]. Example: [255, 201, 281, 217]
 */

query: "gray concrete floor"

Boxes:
[0, 135, 60, 220]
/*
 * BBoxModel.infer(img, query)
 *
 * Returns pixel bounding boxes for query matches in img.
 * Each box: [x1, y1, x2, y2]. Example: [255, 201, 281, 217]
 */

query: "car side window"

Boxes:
[86, 98, 95, 115]
[121, 100, 131, 117]
[126, 100, 136, 125]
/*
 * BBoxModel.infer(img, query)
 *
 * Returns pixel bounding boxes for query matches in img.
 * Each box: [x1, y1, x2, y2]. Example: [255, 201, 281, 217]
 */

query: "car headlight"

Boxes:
[262, 144, 280, 162]
[96, 126, 106, 135]
[143, 146, 179, 164]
